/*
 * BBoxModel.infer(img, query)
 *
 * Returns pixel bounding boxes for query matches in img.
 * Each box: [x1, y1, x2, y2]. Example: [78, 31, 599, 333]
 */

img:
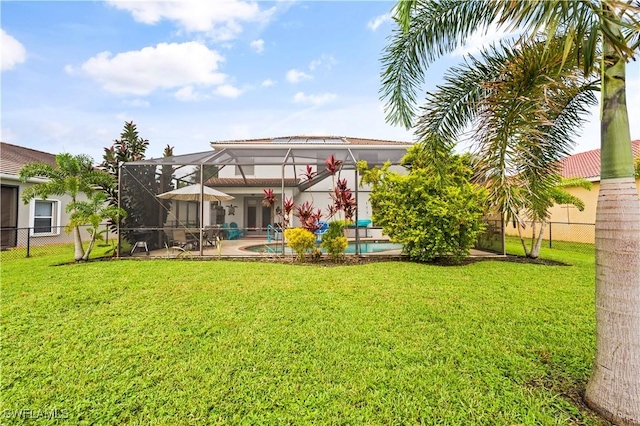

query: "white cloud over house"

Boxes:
[214, 84, 243, 98]
[451, 23, 521, 57]
[309, 54, 337, 71]
[293, 92, 337, 106]
[174, 86, 208, 102]
[367, 13, 391, 31]
[286, 69, 312, 84]
[74, 42, 227, 95]
[250, 39, 265, 53]
[1, 29, 26, 71]
[123, 99, 151, 108]
[106, 0, 276, 41]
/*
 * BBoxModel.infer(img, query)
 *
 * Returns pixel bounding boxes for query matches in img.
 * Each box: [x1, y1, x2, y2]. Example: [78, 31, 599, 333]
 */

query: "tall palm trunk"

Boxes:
[584, 27, 640, 425]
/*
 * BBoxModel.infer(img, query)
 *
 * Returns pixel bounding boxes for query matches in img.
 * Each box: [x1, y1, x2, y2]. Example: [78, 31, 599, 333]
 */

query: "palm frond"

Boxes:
[381, 0, 498, 128]
[412, 35, 597, 223]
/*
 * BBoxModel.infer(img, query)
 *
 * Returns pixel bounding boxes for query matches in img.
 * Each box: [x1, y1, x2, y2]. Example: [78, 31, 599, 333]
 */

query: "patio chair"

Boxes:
[169, 229, 197, 250]
[229, 222, 245, 238]
[203, 227, 220, 247]
[222, 223, 239, 240]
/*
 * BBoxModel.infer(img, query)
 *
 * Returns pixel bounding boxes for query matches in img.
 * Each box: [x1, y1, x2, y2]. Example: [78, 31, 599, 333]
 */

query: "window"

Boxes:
[30, 199, 61, 235]
[235, 165, 255, 176]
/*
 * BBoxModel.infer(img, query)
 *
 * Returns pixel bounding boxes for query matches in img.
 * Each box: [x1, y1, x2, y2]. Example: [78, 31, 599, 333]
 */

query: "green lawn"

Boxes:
[1, 245, 603, 425]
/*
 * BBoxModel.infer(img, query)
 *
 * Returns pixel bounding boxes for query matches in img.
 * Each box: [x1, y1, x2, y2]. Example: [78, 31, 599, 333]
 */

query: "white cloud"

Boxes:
[77, 42, 226, 95]
[452, 23, 520, 57]
[261, 78, 275, 87]
[40, 121, 73, 141]
[309, 54, 337, 71]
[367, 13, 391, 31]
[293, 92, 337, 106]
[1, 29, 26, 71]
[106, 0, 276, 42]
[286, 69, 312, 84]
[214, 84, 243, 98]
[175, 85, 207, 102]
[124, 98, 150, 108]
[250, 39, 265, 53]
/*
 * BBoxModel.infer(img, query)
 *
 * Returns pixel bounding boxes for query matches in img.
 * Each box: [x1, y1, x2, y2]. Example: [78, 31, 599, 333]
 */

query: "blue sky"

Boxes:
[2, 1, 638, 163]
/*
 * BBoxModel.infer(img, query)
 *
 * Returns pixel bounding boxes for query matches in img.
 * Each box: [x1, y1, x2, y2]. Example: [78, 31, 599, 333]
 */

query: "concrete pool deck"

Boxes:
[127, 236, 503, 260]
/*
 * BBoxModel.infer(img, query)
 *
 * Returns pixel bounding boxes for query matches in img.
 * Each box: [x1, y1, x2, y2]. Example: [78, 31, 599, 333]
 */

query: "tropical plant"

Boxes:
[381, 1, 640, 422]
[320, 221, 349, 261]
[283, 228, 316, 261]
[65, 192, 126, 261]
[513, 176, 592, 259]
[262, 189, 276, 207]
[101, 122, 174, 249]
[19, 153, 114, 261]
[360, 152, 487, 263]
[294, 201, 322, 233]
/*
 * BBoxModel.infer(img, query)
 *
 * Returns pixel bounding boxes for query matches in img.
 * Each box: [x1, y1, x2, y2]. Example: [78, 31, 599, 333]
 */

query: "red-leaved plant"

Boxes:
[262, 188, 276, 207]
[300, 165, 317, 182]
[262, 154, 356, 231]
[325, 154, 342, 176]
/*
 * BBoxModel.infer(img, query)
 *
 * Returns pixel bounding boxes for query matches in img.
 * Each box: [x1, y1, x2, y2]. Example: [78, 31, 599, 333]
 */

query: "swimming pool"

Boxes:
[243, 240, 403, 254]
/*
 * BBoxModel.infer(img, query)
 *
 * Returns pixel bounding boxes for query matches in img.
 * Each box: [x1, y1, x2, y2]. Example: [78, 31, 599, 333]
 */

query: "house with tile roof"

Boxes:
[538, 140, 640, 243]
[0, 142, 90, 249]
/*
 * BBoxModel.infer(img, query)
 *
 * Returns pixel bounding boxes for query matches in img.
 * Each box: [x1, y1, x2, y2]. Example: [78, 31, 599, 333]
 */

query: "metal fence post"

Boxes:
[26, 228, 31, 258]
[549, 222, 552, 249]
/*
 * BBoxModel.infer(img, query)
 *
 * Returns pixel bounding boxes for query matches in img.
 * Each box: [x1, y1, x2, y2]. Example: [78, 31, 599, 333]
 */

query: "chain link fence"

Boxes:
[0, 224, 116, 260]
[505, 221, 595, 254]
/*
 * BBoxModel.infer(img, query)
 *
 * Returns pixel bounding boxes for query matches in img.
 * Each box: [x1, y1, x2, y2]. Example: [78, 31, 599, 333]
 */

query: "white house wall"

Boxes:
[0, 175, 109, 248]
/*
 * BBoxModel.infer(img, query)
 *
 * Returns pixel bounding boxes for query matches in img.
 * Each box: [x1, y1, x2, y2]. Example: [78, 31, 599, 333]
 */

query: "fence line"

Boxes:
[0, 224, 116, 260]
[504, 221, 595, 254]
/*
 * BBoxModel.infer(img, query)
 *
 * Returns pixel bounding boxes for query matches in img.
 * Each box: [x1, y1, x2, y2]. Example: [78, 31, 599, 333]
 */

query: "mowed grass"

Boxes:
[1, 246, 601, 425]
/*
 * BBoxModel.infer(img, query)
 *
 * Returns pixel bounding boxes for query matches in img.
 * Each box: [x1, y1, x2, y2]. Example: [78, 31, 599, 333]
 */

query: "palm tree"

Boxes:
[66, 192, 126, 261]
[381, 1, 640, 423]
[20, 153, 115, 261]
[514, 176, 593, 259]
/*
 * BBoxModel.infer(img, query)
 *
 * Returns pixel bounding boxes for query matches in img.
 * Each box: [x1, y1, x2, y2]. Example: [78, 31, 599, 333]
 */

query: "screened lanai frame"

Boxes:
[118, 142, 413, 257]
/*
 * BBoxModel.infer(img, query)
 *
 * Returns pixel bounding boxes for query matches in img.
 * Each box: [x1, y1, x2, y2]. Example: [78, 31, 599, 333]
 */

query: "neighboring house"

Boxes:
[549, 139, 640, 223]
[0, 142, 82, 249]
[123, 136, 413, 237]
[543, 139, 640, 243]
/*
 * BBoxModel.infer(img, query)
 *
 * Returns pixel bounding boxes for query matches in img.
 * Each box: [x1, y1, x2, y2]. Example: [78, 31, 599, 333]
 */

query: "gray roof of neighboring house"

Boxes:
[0, 142, 57, 176]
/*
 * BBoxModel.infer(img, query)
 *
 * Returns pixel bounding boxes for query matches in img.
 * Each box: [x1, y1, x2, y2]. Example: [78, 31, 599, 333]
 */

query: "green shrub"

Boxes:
[321, 221, 349, 261]
[360, 150, 487, 263]
[284, 228, 316, 261]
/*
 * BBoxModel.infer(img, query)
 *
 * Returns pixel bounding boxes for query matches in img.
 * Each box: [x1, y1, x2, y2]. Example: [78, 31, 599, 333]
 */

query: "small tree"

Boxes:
[101, 122, 174, 248]
[19, 153, 114, 261]
[513, 176, 592, 258]
[360, 150, 487, 263]
[66, 192, 127, 260]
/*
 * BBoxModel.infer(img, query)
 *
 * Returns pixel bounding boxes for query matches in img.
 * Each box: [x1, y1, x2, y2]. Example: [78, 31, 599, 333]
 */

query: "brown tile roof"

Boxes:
[0, 142, 57, 176]
[205, 177, 300, 187]
[558, 140, 640, 180]
[211, 135, 413, 146]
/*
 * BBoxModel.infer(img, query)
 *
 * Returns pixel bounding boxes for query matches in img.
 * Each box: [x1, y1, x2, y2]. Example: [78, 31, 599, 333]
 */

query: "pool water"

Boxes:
[244, 241, 403, 254]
